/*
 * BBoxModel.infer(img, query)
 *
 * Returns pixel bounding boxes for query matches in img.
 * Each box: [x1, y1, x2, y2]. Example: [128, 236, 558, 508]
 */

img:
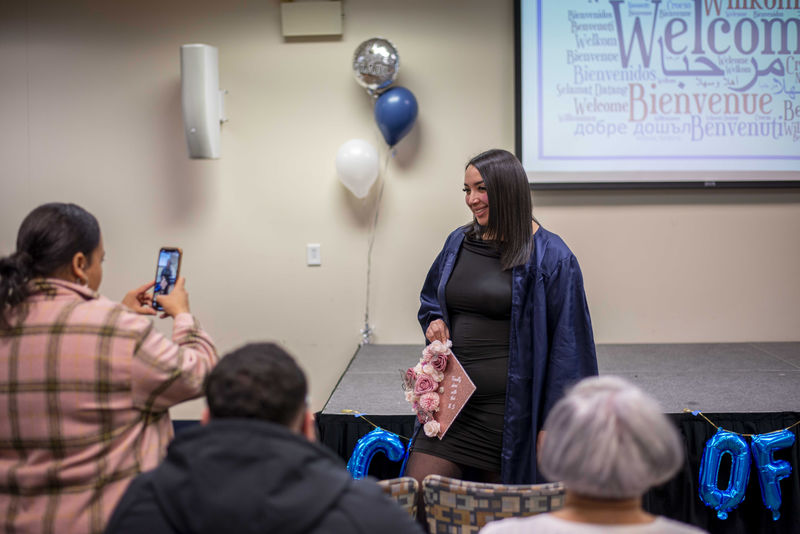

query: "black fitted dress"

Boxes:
[412, 234, 511, 472]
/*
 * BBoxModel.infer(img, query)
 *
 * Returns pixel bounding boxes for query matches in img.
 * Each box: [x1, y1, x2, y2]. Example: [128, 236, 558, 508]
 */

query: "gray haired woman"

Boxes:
[481, 376, 707, 533]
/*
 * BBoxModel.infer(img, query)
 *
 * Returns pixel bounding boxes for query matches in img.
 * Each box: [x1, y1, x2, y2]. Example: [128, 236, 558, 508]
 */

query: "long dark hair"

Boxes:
[466, 149, 533, 270]
[0, 203, 101, 329]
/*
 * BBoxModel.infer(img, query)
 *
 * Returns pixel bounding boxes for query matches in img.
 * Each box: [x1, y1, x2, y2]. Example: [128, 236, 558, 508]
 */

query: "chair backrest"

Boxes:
[422, 474, 565, 534]
[377, 476, 419, 518]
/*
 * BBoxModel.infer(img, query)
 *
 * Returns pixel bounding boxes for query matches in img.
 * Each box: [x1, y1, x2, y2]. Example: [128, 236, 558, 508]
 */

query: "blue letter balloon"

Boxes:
[374, 86, 418, 147]
[750, 430, 796, 521]
[699, 429, 751, 520]
[347, 428, 406, 479]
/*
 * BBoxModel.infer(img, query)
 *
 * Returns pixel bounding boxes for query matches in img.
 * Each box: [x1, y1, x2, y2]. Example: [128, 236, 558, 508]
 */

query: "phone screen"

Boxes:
[152, 248, 182, 310]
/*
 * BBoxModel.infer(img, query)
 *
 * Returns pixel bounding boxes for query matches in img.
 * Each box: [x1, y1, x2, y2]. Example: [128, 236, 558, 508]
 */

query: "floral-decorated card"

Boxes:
[434, 352, 475, 439]
[402, 340, 476, 440]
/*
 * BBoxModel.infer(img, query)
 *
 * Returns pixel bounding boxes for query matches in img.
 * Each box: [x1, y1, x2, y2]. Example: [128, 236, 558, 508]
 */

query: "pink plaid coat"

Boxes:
[0, 279, 218, 534]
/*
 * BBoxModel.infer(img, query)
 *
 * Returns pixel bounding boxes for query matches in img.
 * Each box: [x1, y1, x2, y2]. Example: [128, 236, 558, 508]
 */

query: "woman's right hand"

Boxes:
[425, 319, 450, 344]
[155, 277, 191, 318]
[121, 281, 157, 316]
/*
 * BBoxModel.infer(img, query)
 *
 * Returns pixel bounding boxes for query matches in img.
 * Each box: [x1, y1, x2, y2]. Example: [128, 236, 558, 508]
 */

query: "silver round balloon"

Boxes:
[352, 38, 399, 93]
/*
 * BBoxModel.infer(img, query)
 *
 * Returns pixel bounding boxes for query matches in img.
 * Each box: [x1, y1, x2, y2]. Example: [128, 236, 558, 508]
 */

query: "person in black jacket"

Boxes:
[105, 342, 424, 534]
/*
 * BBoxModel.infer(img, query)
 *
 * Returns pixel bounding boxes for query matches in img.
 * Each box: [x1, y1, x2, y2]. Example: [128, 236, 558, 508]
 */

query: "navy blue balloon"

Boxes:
[374, 86, 418, 147]
[347, 428, 406, 480]
[750, 430, 796, 521]
[699, 429, 751, 520]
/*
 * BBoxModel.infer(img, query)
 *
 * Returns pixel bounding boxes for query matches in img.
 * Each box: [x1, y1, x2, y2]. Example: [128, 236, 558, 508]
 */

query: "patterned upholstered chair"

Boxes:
[377, 476, 419, 518]
[422, 474, 565, 533]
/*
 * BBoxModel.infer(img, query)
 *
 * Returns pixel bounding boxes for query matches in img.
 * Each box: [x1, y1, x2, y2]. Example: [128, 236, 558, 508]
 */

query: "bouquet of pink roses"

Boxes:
[402, 340, 452, 437]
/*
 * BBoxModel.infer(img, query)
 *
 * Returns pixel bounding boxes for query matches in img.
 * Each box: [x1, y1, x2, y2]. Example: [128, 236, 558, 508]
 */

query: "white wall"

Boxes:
[1, 0, 798, 418]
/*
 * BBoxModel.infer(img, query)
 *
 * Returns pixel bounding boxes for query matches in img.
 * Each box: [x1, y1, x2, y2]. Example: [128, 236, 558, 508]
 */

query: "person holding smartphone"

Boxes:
[0, 203, 219, 534]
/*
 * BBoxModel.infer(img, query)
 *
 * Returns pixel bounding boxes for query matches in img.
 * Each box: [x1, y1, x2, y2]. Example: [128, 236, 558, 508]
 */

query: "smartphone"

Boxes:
[152, 247, 182, 311]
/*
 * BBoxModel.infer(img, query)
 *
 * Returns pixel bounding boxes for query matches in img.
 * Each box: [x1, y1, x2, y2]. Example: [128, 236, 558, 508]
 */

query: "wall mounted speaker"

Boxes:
[180, 44, 226, 159]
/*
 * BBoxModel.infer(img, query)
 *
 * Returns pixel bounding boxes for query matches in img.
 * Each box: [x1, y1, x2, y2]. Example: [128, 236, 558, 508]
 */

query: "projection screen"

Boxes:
[516, 0, 800, 188]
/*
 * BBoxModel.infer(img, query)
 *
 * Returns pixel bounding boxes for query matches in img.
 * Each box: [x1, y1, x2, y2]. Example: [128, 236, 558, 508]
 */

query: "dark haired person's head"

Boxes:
[465, 149, 533, 269]
[0, 203, 103, 329]
[204, 343, 310, 433]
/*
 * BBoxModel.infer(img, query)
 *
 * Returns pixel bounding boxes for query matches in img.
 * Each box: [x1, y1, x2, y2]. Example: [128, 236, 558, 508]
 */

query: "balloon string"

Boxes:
[341, 409, 411, 441]
[361, 149, 393, 344]
[683, 408, 800, 437]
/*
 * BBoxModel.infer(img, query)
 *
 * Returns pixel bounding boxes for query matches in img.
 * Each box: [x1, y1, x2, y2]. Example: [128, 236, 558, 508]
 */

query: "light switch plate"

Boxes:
[307, 243, 321, 266]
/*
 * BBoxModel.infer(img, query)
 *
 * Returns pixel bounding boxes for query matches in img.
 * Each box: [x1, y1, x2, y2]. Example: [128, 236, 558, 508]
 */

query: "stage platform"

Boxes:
[322, 342, 800, 416]
[317, 342, 800, 534]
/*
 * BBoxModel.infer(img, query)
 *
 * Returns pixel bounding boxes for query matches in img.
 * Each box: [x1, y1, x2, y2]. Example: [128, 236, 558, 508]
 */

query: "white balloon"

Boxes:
[336, 139, 379, 199]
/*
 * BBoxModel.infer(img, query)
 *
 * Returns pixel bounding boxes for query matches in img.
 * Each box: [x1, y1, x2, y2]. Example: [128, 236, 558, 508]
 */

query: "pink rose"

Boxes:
[422, 364, 444, 383]
[414, 374, 438, 395]
[422, 340, 448, 361]
[423, 420, 441, 438]
[434, 340, 447, 352]
[419, 392, 440, 413]
[403, 367, 417, 390]
[430, 351, 448, 373]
